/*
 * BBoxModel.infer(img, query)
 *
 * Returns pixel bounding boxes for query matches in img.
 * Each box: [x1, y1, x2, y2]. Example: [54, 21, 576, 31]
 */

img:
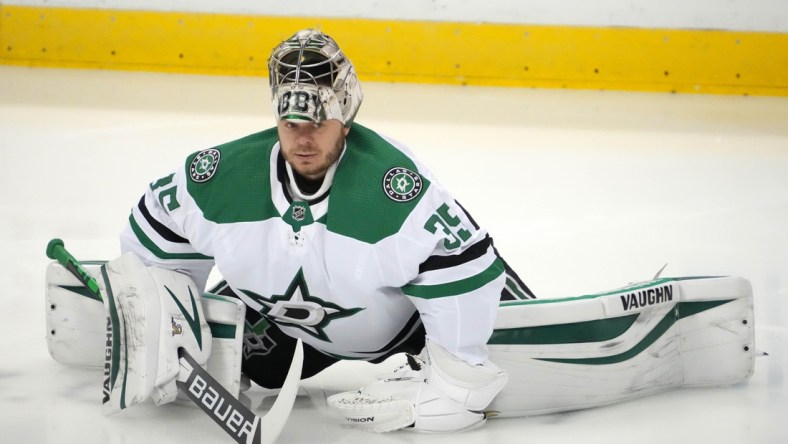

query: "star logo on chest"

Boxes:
[240, 269, 363, 342]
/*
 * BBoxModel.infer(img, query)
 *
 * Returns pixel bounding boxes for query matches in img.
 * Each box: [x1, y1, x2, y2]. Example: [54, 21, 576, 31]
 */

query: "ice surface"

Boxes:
[1, 66, 786, 443]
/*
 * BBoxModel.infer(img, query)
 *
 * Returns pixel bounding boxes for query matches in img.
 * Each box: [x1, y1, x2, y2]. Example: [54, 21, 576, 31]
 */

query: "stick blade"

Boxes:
[259, 338, 304, 444]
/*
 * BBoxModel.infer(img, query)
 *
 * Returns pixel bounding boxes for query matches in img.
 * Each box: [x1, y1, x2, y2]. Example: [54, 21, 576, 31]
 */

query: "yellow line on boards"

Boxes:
[1, 5, 787, 96]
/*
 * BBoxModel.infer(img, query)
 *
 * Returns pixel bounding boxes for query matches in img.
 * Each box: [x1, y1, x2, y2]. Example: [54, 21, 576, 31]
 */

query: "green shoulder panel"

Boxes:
[185, 128, 280, 224]
[327, 124, 431, 244]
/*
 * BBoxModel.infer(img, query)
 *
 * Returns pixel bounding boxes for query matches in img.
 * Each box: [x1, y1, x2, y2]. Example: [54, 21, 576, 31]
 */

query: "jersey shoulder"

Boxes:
[185, 128, 280, 223]
[328, 123, 433, 244]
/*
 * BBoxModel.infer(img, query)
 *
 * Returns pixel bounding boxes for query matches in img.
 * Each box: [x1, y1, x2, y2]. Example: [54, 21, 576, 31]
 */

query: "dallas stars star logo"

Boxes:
[189, 148, 221, 183]
[383, 167, 422, 202]
[240, 269, 363, 342]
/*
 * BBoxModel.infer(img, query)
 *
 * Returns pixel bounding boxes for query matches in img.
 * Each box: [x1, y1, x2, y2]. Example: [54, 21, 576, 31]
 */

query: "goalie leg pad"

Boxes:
[99, 252, 212, 413]
[487, 276, 756, 417]
[199, 293, 246, 398]
[45, 260, 246, 399]
[45, 261, 107, 367]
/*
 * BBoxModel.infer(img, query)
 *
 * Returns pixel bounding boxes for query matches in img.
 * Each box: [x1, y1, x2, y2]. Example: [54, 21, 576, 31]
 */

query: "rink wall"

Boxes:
[1, 1, 787, 96]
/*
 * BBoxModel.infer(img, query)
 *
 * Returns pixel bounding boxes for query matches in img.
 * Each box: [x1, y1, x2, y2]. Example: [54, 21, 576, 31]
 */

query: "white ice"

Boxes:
[1, 66, 786, 443]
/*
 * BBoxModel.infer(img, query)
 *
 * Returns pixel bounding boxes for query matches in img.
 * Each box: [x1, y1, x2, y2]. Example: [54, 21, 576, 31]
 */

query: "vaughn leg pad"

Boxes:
[487, 276, 756, 417]
[45, 260, 245, 397]
[45, 261, 107, 367]
[98, 253, 213, 412]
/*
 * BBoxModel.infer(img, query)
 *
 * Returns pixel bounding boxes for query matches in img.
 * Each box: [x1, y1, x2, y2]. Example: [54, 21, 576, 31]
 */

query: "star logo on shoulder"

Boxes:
[383, 167, 422, 202]
[189, 148, 221, 183]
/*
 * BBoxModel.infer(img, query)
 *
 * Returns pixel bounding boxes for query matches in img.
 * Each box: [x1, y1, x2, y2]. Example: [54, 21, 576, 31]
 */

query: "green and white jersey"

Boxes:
[121, 124, 527, 364]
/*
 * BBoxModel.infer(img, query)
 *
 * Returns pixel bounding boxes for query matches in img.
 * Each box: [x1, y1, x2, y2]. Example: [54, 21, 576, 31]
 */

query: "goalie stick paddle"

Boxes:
[46, 238, 304, 444]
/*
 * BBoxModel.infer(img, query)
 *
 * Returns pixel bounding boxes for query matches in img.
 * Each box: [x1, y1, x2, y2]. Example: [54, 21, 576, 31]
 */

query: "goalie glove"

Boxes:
[99, 252, 212, 414]
[327, 340, 507, 433]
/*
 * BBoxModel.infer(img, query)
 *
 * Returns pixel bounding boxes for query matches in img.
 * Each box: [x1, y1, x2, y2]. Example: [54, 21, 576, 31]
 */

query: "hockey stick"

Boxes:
[46, 238, 303, 444]
[175, 341, 303, 444]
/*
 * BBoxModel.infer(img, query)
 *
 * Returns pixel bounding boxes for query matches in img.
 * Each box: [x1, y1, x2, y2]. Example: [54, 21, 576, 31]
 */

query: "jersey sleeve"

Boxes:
[399, 183, 505, 366]
[119, 166, 215, 293]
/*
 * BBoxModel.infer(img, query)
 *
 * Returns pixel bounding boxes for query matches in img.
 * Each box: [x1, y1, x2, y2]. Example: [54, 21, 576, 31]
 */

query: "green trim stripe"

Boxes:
[323, 352, 373, 361]
[202, 293, 229, 302]
[500, 278, 677, 307]
[59, 284, 103, 302]
[526, 300, 734, 365]
[129, 214, 213, 261]
[80, 260, 108, 265]
[489, 313, 639, 345]
[209, 322, 237, 340]
[538, 308, 677, 365]
[403, 258, 504, 299]
[501, 276, 726, 307]
[100, 264, 127, 409]
[164, 285, 204, 350]
[180, 296, 237, 339]
[505, 278, 529, 300]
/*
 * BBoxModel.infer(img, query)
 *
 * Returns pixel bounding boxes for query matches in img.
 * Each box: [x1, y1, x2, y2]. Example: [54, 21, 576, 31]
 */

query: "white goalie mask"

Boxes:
[268, 29, 363, 127]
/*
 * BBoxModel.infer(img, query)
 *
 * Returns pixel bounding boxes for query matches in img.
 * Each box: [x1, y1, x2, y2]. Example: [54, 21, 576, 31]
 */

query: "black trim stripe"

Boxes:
[500, 290, 518, 301]
[418, 235, 493, 274]
[207, 279, 234, 296]
[276, 152, 295, 204]
[495, 249, 536, 300]
[427, 199, 535, 299]
[454, 200, 480, 230]
[137, 196, 189, 243]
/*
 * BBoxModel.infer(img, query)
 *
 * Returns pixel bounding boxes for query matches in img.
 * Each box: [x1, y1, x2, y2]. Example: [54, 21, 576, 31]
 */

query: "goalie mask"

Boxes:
[268, 29, 363, 127]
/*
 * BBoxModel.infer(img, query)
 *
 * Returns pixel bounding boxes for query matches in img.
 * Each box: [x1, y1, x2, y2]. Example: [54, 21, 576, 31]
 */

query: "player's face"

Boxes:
[277, 119, 349, 180]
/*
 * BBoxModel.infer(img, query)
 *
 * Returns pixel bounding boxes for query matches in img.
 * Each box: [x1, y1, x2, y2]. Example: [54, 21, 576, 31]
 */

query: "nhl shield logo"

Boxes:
[283, 201, 314, 232]
[383, 167, 422, 202]
[189, 148, 221, 183]
[292, 205, 306, 221]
